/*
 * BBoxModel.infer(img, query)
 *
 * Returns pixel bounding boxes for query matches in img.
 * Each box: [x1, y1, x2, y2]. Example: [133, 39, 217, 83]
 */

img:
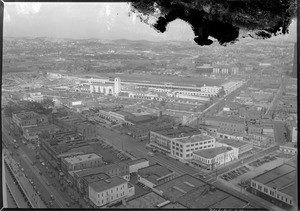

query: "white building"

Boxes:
[279, 142, 297, 155]
[29, 92, 44, 103]
[149, 126, 216, 160]
[114, 78, 121, 96]
[88, 176, 135, 208]
[221, 81, 244, 94]
[192, 146, 237, 170]
[216, 138, 253, 157]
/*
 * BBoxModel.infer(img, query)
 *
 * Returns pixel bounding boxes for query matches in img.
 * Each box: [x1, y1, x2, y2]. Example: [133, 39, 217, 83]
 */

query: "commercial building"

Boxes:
[204, 116, 246, 134]
[22, 124, 60, 141]
[88, 176, 135, 208]
[98, 109, 135, 125]
[248, 124, 263, 134]
[154, 174, 205, 202]
[216, 130, 245, 141]
[177, 184, 249, 208]
[250, 163, 297, 209]
[61, 153, 103, 173]
[279, 142, 297, 155]
[126, 158, 149, 174]
[149, 126, 216, 160]
[192, 146, 236, 170]
[216, 139, 253, 157]
[12, 111, 39, 128]
[115, 191, 170, 209]
[137, 164, 176, 188]
[248, 133, 275, 147]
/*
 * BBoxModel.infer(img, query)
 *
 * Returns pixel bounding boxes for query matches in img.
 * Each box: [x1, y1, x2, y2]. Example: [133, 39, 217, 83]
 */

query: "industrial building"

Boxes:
[250, 163, 297, 209]
[204, 116, 246, 134]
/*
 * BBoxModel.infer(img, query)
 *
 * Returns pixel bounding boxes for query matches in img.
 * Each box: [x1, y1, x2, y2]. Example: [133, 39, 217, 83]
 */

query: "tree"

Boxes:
[41, 98, 54, 109]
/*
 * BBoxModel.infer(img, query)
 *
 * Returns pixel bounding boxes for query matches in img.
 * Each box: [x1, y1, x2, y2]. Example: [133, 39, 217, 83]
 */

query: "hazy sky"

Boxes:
[4, 3, 297, 42]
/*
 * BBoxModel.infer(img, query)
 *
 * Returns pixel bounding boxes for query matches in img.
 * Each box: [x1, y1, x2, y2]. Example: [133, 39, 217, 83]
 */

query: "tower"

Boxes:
[114, 77, 121, 95]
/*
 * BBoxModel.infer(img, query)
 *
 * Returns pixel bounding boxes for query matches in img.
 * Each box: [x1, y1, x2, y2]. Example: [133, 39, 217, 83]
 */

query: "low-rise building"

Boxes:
[12, 111, 39, 128]
[89, 176, 135, 208]
[248, 133, 275, 147]
[204, 116, 246, 134]
[250, 163, 297, 209]
[279, 142, 297, 155]
[192, 146, 237, 170]
[23, 124, 60, 141]
[61, 153, 103, 173]
[154, 174, 205, 202]
[286, 120, 298, 143]
[126, 158, 149, 174]
[115, 191, 170, 209]
[216, 138, 253, 157]
[248, 124, 263, 134]
[216, 130, 245, 141]
[137, 164, 176, 188]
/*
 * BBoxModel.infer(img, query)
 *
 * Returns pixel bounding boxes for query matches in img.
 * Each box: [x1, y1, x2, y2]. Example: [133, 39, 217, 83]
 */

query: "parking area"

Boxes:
[220, 166, 251, 181]
[248, 155, 277, 168]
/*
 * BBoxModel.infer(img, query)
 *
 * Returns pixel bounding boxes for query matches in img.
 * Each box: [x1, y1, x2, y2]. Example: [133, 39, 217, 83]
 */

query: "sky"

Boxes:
[3, 2, 297, 42]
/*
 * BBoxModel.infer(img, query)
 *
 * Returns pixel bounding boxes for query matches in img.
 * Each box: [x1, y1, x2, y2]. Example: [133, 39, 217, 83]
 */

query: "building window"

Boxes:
[263, 188, 268, 193]
[258, 185, 262, 190]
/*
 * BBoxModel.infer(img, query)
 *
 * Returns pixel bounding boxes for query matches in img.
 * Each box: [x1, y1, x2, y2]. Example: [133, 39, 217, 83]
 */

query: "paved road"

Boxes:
[5, 163, 30, 208]
[95, 125, 199, 175]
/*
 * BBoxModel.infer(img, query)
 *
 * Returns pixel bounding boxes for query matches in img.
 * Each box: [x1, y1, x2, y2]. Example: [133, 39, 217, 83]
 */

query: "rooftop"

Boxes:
[111, 110, 135, 117]
[117, 191, 167, 208]
[217, 129, 247, 137]
[193, 146, 233, 159]
[154, 174, 205, 202]
[177, 185, 230, 208]
[211, 196, 248, 208]
[152, 126, 201, 139]
[126, 158, 148, 166]
[89, 176, 127, 193]
[252, 164, 296, 199]
[126, 114, 157, 124]
[83, 173, 110, 184]
[138, 164, 174, 185]
[280, 142, 297, 148]
[205, 116, 245, 124]
[75, 163, 124, 178]
[161, 202, 186, 209]
[175, 134, 215, 144]
[64, 153, 101, 165]
[217, 139, 251, 148]
[14, 111, 39, 120]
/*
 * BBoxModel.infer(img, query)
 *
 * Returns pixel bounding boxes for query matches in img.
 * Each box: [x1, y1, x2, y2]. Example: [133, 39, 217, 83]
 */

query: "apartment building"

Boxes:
[89, 176, 135, 208]
[149, 126, 215, 160]
[248, 133, 275, 147]
[61, 153, 103, 173]
[192, 146, 236, 170]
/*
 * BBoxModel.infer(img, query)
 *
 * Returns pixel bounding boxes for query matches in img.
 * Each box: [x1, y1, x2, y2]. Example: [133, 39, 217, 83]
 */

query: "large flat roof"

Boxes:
[174, 134, 215, 144]
[83, 173, 110, 184]
[205, 116, 245, 124]
[89, 176, 127, 193]
[177, 185, 230, 208]
[75, 163, 121, 178]
[154, 174, 206, 202]
[217, 139, 251, 148]
[64, 153, 101, 165]
[116, 191, 167, 208]
[14, 111, 39, 120]
[138, 164, 173, 185]
[211, 196, 248, 208]
[126, 158, 148, 166]
[193, 146, 233, 159]
[253, 164, 295, 184]
[152, 126, 201, 139]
